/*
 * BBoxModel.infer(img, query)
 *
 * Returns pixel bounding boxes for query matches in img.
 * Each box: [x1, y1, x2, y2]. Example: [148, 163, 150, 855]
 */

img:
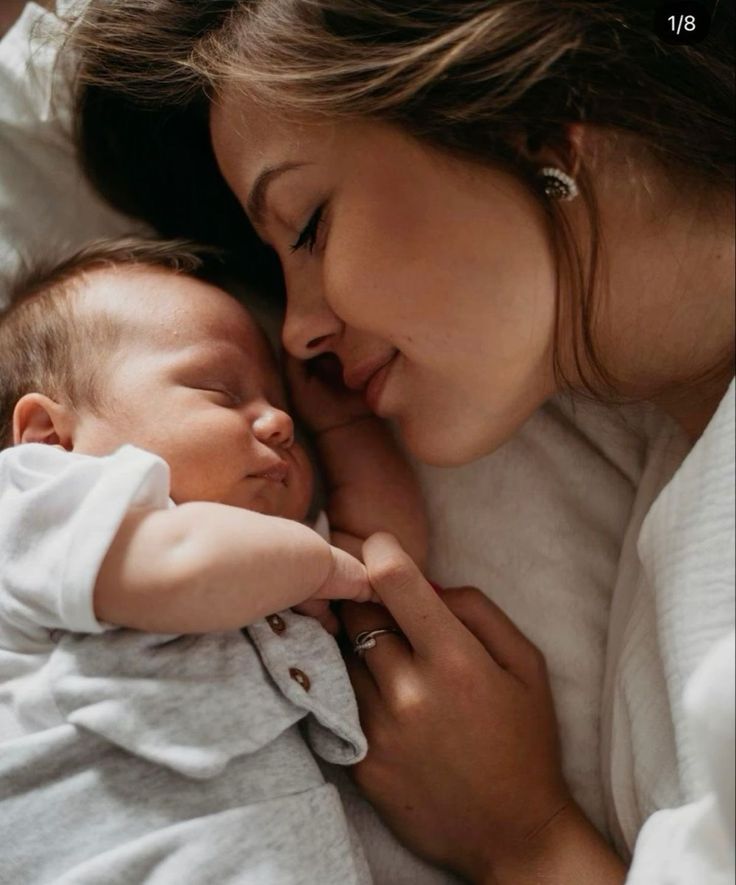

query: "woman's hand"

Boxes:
[341, 534, 625, 884]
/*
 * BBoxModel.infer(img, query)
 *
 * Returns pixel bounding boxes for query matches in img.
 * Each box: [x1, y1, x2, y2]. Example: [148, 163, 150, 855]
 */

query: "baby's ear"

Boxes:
[12, 393, 74, 449]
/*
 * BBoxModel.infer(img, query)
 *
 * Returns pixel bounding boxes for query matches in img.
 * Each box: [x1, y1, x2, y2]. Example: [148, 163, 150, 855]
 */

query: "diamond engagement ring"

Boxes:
[352, 627, 403, 657]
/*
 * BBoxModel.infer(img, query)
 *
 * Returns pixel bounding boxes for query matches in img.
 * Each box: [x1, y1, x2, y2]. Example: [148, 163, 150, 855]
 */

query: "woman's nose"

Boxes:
[252, 406, 295, 448]
[281, 278, 342, 359]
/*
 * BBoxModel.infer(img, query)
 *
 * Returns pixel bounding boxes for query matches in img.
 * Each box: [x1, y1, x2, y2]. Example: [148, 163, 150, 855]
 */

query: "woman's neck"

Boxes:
[654, 369, 733, 440]
[594, 172, 734, 440]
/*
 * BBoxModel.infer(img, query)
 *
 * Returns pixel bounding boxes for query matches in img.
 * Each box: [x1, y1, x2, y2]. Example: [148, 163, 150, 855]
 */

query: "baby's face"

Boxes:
[72, 266, 313, 521]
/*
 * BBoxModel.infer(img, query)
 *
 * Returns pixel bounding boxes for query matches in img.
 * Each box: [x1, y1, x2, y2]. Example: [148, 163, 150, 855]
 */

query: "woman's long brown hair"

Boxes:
[68, 0, 734, 396]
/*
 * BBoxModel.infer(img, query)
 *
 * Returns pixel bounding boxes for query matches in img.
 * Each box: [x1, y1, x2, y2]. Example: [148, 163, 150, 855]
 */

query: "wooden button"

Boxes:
[289, 668, 311, 691]
[267, 614, 286, 635]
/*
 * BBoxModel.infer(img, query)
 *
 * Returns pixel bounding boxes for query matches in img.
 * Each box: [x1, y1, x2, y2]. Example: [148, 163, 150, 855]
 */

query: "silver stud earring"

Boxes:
[538, 166, 579, 202]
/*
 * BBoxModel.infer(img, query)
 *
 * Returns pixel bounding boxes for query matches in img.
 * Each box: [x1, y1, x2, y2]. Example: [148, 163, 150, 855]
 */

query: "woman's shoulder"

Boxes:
[638, 377, 734, 757]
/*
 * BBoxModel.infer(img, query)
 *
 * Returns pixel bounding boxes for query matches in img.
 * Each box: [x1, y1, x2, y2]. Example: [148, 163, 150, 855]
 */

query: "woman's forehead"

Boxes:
[212, 94, 309, 177]
[210, 92, 362, 192]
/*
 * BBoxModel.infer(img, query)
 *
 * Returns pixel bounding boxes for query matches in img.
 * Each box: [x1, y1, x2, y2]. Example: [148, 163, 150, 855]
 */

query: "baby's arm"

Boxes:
[288, 358, 429, 568]
[94, 503, 372, 633]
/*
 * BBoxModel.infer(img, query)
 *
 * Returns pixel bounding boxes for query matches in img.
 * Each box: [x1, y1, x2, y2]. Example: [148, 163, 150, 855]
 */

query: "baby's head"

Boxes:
[0, 238, 313, 520]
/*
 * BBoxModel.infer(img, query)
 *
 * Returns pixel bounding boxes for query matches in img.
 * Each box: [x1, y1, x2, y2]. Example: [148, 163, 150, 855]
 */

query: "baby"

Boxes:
[0, 238, 427, 885]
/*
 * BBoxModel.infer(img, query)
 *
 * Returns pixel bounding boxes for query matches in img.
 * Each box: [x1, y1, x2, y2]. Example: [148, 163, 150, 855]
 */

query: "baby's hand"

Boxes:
[292, 600, 339, 634]
[286, 354, 373, 434]
[293, 548, 376, 632]
[315, 546, 378, 604]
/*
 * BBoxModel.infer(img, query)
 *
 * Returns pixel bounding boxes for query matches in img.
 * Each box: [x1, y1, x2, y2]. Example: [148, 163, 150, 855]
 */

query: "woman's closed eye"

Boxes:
[290, 204, 325, 254]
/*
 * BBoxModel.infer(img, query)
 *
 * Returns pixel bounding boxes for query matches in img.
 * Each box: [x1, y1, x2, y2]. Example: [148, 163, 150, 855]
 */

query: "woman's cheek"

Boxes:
[321, 188, 421, 332]
[321, 226, 381, 331]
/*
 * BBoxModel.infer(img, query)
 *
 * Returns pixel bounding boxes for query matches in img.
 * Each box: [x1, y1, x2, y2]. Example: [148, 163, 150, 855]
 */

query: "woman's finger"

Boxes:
[339, 600, 391, 635]
[344, 652, 382, 719]
[340, 600, 412, 686]
[441, 586, 547, 685]
[362, 533, 466, 657]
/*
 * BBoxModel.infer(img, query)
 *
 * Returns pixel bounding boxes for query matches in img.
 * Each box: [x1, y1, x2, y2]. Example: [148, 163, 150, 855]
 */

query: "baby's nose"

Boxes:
[252, 406, 294, 447]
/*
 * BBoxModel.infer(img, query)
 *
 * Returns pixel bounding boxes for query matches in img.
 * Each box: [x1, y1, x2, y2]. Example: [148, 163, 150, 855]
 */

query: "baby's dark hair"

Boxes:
[0, 237, 210, 448]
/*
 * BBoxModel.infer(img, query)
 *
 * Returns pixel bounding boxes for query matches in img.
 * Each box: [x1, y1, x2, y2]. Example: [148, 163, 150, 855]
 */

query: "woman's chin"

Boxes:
[396, 419, 475, 467]
[398, 413, 520, 467]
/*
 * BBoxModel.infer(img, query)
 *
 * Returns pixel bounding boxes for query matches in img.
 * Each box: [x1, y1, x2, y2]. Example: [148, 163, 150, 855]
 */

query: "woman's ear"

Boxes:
[559, 123, 585, 178]
[516, 123, 586, 177]
[12, 393, 75, 449]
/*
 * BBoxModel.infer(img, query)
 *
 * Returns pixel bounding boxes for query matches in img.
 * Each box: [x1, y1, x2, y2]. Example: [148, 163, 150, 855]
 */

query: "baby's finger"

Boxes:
[317, 547, 372, 602]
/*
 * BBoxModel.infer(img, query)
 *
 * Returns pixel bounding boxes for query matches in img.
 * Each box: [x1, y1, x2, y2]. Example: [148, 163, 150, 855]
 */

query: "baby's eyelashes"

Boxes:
[206, 387, 242, 406]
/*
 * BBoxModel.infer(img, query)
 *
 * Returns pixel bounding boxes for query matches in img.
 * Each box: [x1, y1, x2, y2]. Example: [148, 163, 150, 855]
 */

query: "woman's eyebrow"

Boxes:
[247, 161, 310, 225]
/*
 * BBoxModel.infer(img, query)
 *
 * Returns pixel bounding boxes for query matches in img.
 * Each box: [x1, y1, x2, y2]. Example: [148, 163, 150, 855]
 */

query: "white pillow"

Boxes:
[0, 2, 145, 307]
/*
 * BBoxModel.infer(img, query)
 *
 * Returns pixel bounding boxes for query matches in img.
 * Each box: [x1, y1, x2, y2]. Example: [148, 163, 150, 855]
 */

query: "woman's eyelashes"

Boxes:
[290, 204, 324, 254]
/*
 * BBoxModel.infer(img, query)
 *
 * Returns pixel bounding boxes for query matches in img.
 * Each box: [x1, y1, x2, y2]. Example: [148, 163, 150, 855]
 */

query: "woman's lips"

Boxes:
[364, 355, 397, 413]
[343, 351, 397, 391]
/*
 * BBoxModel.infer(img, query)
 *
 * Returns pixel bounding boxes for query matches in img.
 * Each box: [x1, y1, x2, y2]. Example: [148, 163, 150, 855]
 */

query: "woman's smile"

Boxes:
[343, 349, 400, 413]
[363, 352, 399, 415]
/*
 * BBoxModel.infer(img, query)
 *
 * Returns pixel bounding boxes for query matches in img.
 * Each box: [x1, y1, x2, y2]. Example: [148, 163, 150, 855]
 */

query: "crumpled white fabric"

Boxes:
[620, 381, 735, 884]
[628, 632, 735, 885]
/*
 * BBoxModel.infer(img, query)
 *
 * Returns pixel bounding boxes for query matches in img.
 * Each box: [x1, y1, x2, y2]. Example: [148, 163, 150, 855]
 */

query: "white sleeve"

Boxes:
[0, 444, 170, 645]
[627, 632, 735, 885]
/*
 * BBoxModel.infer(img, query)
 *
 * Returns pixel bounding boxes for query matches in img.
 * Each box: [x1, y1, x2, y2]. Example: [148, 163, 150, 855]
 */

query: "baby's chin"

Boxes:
[219, 484, 307, 522]
[245, 486, 311, 521]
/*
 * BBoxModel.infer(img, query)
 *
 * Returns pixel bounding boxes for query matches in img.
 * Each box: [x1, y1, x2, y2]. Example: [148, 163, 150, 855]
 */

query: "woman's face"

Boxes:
[211, 95, 559, 466]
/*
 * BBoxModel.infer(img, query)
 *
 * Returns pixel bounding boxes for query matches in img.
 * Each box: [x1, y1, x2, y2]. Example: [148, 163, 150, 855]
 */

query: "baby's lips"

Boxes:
[428, 581, 445, 594]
